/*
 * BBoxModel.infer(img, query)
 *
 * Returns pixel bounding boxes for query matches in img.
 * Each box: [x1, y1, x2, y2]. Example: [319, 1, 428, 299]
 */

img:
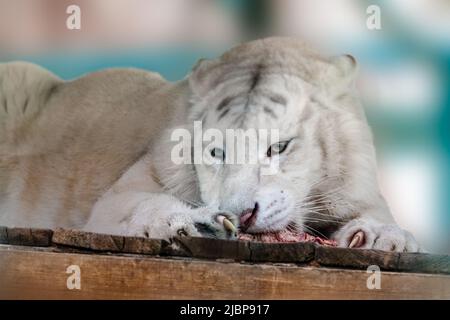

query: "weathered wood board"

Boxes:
[1, 246, 449, 299]
[1, 225, 449, 299]
[0, 226, 448, 275]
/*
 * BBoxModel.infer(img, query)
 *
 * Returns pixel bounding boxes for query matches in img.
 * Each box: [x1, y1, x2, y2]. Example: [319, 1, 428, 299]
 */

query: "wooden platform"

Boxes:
[0, 226, 449, 299]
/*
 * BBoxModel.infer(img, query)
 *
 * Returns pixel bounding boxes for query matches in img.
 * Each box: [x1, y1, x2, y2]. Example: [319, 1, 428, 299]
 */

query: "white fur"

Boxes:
[0, 38, 422, 251]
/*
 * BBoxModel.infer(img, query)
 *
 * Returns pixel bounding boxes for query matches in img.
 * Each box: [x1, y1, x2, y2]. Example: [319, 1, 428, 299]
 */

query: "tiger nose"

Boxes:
[240, 202, 259, 231]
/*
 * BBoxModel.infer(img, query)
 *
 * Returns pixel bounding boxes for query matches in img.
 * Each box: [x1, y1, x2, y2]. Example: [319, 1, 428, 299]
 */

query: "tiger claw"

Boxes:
[349, 230, 365, 248]
[217, 214, 238, 237]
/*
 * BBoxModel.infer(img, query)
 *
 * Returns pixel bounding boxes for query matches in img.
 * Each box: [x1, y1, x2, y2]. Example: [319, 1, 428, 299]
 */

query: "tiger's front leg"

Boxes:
[84, 191, 238, 241]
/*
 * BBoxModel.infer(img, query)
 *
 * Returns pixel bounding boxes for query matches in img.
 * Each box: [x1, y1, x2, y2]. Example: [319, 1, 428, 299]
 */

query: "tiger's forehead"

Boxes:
[203, 72, 310, 139]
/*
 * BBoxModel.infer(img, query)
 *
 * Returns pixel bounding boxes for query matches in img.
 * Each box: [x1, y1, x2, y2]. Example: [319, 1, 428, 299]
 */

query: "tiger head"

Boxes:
[187, 37, 377, 234]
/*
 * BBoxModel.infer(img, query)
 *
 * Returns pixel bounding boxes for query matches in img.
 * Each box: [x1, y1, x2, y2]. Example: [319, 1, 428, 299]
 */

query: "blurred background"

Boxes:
[0, 0, 449, 253]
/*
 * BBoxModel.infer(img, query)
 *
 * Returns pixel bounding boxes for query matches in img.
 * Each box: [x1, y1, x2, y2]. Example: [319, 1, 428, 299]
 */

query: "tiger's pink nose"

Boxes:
[240, 202, 259, 231]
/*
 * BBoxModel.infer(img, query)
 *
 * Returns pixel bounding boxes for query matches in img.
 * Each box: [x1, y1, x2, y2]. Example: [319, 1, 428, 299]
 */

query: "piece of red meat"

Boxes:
[238, 229, 337, 246]
[217, 215, 336, 246]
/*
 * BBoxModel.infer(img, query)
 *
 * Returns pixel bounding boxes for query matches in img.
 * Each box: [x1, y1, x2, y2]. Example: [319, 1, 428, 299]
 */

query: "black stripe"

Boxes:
[263, 106, 277, 118]
[249, 64, 264, 91]
[218, 108, 230, 120]
[3, 97, 8, 114]
[217, 96, 233, 111]
[268, 94, 287, 106]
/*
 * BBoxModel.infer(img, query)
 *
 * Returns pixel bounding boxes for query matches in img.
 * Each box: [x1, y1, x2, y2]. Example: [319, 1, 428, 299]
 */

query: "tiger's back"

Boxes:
[0, 62, 171, 228]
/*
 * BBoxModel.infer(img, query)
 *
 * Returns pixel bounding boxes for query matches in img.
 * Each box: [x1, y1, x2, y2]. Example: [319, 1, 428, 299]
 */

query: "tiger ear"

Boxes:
[323, 54, 358, 93]
[189, 58, 222, 97]
[331, 54, 357, 78]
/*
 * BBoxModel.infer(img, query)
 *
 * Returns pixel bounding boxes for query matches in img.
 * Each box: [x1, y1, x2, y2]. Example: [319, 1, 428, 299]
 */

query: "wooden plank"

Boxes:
[0, 227, 53, 246]
[315, 246, 400, 271]
[167, 236, 251, 260]
[52, 228, 161, 255]
[1, 225, 449, 274]
[315, 246, 450, 275]
[398, 252, 450, 274]
[29, 229, 53, 246]
[122, 236, 163, 255]
[248, 242, 315, 263]
[0, 245, 449, 299]
[0, 226, 7, 243]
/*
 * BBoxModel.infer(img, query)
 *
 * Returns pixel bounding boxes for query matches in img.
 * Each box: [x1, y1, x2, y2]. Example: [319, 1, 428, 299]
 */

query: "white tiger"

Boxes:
[0, 37, 421, 252]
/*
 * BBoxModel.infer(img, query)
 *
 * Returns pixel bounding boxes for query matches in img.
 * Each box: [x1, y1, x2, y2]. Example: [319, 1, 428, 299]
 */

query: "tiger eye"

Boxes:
[211, 148, 225, 161]
[267, 140, 290, 157]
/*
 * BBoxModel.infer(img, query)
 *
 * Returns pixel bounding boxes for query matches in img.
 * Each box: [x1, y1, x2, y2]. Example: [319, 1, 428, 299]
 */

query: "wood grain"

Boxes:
[1, 246, 449, 299]
[315, 246, 400, 270]
[0, 226, 7, 243]
[249, 241, 315, 263]
[169, 236, 251, 260]
[0, 227, 53, 246]
[398, 252, 450, 274]
[315, 246, 450, 275]
[52, 228, 161, 255]
[0, 225, 449, 275]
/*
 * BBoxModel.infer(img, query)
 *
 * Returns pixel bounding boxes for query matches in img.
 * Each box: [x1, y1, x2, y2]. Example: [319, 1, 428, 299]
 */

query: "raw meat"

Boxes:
[238, 229, 337, 246]
[218, 214, 336, 246]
